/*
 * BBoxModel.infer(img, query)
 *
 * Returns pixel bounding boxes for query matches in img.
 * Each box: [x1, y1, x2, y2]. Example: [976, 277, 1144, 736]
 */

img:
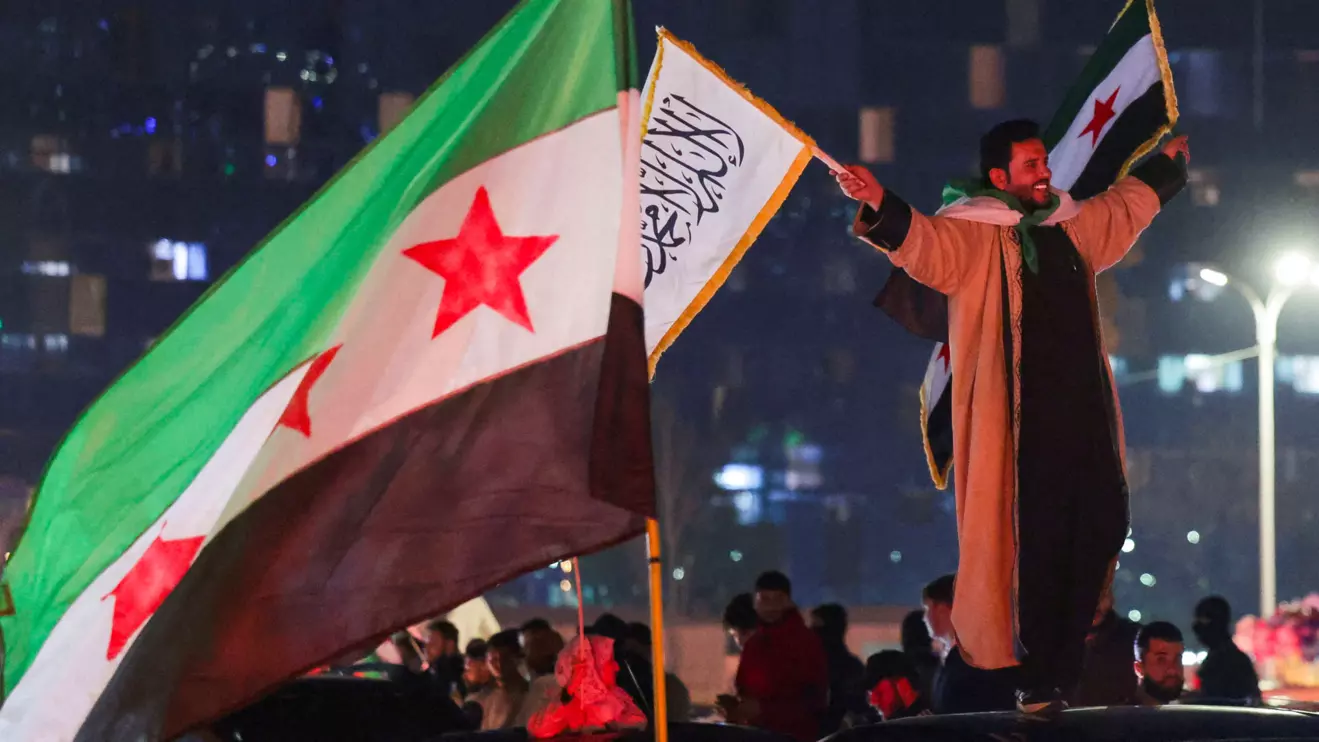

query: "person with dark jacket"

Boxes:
[810, 603, 867, 735]
[721, 572, 828, 742]
[1192, 596, 1261, 704]
[424, 619, 467, 701]
[590, 613, 654, 715]
[922, 575, 1018, 714]
[901, 609, 941, 702]
[1070, 589, 1142, 707]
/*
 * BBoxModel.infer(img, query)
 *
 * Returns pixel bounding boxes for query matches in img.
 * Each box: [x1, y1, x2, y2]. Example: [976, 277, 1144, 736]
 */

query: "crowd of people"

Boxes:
[316, 612, 691, 732]
[307, 567, 1264, 739]
[713, 570, 1266, 741]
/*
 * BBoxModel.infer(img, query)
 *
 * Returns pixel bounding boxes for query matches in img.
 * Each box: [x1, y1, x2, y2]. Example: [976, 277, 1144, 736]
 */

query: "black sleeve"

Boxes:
[1130, 152, 1187, 206]
[854, 191, 915, 251]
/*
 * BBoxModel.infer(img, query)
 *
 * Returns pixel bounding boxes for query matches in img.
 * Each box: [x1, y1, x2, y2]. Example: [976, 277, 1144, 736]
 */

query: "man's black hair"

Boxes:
[464, 638, 488, 660]
[590, 613, 629, 641]
[427, 619, 459, 643]
[864, 649, 921, 688]
[1194, 595, 1232, 630]
[811, 603, 848, 642]
[900, 609, 933, 653]
[488, 629, 523, 655]
[1135, 621, 1185, 659]
[723, 592, 757, 632]
[921, 573, 955, 606]
[520, 618, 553, 633]
[754, 570, 792, 595]
[627, 621, 652, 648]
[980, 119, 1043, 184]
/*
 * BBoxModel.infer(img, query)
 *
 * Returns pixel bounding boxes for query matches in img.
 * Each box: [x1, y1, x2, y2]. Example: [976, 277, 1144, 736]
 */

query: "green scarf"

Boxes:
[941, 178, 1061, 274]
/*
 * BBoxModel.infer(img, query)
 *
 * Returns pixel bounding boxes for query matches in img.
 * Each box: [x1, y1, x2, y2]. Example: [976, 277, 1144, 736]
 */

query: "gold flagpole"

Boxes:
[646, 518, 669, 742]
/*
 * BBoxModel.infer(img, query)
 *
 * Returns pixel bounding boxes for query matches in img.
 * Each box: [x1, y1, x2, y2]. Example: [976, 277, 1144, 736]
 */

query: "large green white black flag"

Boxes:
[886, 0, 1179, 488]
[0, 2, 654, 739]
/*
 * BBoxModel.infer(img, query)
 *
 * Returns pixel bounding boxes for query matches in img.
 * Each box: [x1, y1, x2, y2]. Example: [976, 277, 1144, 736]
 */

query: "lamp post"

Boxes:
[1196, 252, 1318, 619]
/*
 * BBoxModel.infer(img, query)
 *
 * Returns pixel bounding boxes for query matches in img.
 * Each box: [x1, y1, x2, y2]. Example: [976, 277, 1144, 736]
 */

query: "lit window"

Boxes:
[30, 134, 80, 174]
[48, 153, 72, 173]
[69, 274, 106, 338]
[1188, 169, 1220, 207]
[188, 243, 208, 280]
[785, 444, 823, 491]
[0, 334, 37, 351]
[1280, 356, 1319, 394]
[969, 45, 1006, 110]
[0, 333, 38, 372]
[149, 240, 208, 282]
[43, 334, 68, 352]
[858, 107, 895, 164]
[1296, 170, 1319, 190]
[731, 491, 763, 525]
[20, 260, 70, 276]
[715, 464, 764, 491]
[1158, 354, 1243, 394]
[1178, 50, 1224, 117]
[264, 87, 302, 146]
[1108, 355, 1128, 378]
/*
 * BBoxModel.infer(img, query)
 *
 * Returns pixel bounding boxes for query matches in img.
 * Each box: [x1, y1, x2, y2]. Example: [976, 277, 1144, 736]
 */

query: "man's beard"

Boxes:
[1142, 676, 1183, 703]
[1007, 178, 1052, 210]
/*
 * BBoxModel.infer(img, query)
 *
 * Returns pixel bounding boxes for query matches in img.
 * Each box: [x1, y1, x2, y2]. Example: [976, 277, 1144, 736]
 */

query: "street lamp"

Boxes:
[1188, 253, 1319, 619]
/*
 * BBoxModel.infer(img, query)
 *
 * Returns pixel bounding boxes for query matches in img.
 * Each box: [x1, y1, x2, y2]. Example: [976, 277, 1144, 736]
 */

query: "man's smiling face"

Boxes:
[994, 138, 1053, 207]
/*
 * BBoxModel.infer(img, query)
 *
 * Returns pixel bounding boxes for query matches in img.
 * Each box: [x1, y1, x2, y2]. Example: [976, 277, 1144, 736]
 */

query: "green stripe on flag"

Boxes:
[1042, 0, 1154, 148]
[2, 0, 629, 693]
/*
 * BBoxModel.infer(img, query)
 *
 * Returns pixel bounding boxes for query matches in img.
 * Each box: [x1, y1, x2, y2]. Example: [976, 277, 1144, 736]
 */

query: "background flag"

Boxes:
[891, 0, 1178, 488]
[0, 1, 653, 739]
[640, 29, 815, 376]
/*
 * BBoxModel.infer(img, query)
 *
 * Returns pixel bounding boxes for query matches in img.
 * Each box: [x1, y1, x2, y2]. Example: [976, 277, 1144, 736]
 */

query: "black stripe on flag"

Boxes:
[1068, 81, 1170, 201]
[924, 380, 954, 487]
[76, 295, 655, 741]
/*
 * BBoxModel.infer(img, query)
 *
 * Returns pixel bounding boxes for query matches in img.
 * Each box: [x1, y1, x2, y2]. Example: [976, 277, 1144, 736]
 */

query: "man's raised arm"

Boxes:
[1073, 135, 1190, 273]
[836, 165, 972, 296]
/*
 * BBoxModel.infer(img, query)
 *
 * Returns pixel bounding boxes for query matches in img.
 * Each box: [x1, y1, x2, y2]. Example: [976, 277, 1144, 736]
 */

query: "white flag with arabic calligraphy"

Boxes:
[640, 28, 814, 375]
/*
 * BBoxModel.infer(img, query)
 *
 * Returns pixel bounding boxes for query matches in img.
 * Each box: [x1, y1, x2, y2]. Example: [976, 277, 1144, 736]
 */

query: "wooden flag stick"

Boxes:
[646, 518, 670, 742]
[811, 145, 846, 173]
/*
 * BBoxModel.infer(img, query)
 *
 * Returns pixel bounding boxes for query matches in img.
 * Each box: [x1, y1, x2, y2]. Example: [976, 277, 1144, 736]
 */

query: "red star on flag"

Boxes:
[403, 186, 558, 338]
[936, 342, 951, 371]
[102, 531, 204, 660]
[1078, 87, 1121, 147]
[277, 344, 343, 438]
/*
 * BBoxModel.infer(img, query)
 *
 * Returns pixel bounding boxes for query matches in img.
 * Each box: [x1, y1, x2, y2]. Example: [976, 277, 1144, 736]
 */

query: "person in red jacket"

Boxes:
[719, 571, 828, 742]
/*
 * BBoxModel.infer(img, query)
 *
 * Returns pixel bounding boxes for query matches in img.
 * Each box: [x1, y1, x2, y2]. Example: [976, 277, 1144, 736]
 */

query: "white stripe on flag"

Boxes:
[0, 368, 309, 742]
[1049, 34, 1159, 192]
[923, 343, 951, 411]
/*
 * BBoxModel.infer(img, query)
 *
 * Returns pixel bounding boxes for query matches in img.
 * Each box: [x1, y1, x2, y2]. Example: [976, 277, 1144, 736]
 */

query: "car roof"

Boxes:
[827, 705, 1319, 742]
